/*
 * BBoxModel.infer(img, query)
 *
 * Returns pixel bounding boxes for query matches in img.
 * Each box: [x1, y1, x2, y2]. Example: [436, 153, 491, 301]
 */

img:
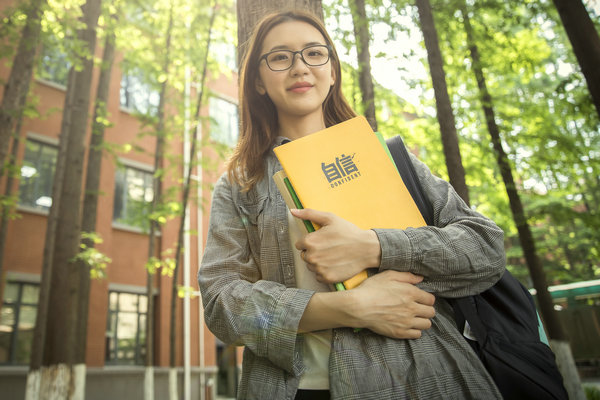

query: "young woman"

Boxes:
[198, 10, 505, 400]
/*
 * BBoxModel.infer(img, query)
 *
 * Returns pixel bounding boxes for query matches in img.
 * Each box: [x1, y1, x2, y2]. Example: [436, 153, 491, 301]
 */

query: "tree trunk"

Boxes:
[40, 0, 102, 398]
[72, 19, 116, 392]
[552, 0, 600, 119]
[349, 0, 377, 131]
[0, 117, 25, 312]
[147, 5, 175, 400]
[460, 5, 585, 399]
[25, 66, 76, 400]
[414, 0, 470, 205]
[0, 0, 47, 175]
[0, 0, 45, 299]
[169, 5, 217, 400]
[236, 0, 323, 66]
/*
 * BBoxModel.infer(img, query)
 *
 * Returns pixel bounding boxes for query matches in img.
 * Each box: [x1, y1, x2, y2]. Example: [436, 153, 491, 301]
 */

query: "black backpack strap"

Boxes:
[387, 135, 568, 400]
[386, 136, 434, 226]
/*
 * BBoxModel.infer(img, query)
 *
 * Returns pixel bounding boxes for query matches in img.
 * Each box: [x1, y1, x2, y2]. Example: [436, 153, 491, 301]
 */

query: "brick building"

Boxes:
[0, 3, 241, 398]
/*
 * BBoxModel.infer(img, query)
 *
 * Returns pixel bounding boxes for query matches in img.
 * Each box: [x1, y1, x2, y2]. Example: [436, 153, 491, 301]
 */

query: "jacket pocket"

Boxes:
[236, 194, 266, 263]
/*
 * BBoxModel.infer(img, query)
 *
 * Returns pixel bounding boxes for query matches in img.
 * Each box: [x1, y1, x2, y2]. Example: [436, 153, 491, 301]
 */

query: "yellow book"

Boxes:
[273, 116, 426, 288]
[273, 169, 368, 291]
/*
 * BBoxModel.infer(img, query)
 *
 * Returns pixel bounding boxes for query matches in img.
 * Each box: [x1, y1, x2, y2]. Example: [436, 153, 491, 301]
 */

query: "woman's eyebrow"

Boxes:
[267, 41, 325, 52]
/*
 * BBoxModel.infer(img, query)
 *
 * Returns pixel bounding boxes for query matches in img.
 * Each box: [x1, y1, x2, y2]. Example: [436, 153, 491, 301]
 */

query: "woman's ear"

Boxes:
[330, 69, 336, 87]
[256, 78, 266, 95]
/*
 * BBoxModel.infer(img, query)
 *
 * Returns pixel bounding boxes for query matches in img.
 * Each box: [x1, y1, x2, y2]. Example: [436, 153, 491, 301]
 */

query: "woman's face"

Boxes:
[256, 20, 335, 124]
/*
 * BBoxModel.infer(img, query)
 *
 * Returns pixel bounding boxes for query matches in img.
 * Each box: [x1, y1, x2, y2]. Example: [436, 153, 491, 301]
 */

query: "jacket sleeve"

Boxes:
[197, 174, 312, 375]
[374, 153, 506, 297]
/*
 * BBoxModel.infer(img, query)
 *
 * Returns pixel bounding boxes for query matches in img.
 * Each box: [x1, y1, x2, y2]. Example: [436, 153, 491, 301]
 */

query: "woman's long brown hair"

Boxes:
[228, 10, 356, 191]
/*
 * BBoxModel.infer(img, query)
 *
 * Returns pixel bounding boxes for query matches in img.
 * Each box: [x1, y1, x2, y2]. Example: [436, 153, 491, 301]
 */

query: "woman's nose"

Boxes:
[289, 53, 309, 74]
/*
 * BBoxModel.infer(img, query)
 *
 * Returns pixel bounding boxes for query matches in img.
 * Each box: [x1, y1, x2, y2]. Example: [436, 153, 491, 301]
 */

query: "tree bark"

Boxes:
[40, 0, 102, 398]
[0, 116, 25, 312]
[236, 0, 323, 66]
[143, 4, 174, 400]
[25, 65, 76, 400]
[74, 18, 116, 371]
[552, 0, 600, 119]
[414, 0, 470, 205]
[169, 0, 217, 382]
[350, 0, 378, 131]
[0, 0, 47, 175]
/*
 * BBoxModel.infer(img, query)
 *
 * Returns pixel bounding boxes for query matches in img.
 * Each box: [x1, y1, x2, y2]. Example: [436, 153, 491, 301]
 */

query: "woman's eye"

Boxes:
[269, 53, 289, 62]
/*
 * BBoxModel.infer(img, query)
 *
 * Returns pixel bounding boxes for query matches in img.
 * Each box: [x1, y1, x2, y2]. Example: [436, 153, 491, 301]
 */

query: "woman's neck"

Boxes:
[278, 113, 326, 141]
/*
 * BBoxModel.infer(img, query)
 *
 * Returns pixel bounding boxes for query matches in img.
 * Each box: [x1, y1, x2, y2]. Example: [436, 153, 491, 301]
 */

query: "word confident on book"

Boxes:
[322, 153, 362, 188]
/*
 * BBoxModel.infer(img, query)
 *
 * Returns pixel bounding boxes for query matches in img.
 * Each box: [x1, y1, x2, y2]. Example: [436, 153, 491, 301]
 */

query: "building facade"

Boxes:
[0, 3, 240, 398]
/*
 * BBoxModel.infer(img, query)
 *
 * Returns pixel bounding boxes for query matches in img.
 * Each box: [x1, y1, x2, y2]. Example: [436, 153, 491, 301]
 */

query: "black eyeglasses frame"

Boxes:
[259, 44, 333, 72]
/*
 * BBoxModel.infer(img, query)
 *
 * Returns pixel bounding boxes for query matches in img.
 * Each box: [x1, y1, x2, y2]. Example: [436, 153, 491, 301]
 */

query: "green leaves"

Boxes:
[75, 232, 112, 279]
[145, 251, 175, 276]
[322, 0, 600, 283]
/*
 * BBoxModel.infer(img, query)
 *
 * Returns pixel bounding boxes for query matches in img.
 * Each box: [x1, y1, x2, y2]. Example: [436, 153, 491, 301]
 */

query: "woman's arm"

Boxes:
[375, 153, 506, 297]
[299, 270, 435, 338]
[198, 174, 312, 374]
[292, 153, 505, 298]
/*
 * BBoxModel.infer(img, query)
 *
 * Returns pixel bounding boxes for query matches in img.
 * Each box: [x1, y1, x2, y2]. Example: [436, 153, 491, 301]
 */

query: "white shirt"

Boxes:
[287, 210, 332, 390]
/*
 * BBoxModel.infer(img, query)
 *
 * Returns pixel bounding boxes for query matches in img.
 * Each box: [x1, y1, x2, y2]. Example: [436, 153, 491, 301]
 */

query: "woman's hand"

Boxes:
[291, 208, 381, 284]
[351, 270, 435, 338]
[299, 270, 436, 339]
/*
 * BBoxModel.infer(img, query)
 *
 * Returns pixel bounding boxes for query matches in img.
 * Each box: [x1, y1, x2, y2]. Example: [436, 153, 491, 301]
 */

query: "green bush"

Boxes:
[586, 385, 600, 400]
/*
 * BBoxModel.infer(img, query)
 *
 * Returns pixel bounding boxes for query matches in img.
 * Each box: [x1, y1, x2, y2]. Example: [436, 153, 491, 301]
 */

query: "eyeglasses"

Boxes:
[259, 45, 332, 71]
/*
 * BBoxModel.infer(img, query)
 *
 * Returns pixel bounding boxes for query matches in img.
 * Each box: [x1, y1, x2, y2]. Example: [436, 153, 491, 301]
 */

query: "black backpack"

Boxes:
[386, 136, 568, 400]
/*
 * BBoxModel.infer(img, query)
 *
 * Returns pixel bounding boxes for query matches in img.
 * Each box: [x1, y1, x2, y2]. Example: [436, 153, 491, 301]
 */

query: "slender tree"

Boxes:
[72, 12, 117, 395]
[552, 0, 600, 118]
[149, 3, 176, 400]
[169, 2, 217, 399]
[459, 4, 585, 398]
[25, 67, 76, 400]
[0, 117, 25, 311]
[349, 0, 377, 131]
[39, 0, 102, 398]
[0, 0, 46, 310]
[0, 0, 47, 175]
[414, 0, 470, 204]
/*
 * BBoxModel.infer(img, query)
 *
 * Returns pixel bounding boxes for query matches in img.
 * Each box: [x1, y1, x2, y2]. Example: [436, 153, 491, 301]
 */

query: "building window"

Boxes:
[19, 138, 58, 211]
[209, 97, 238, 147]
[120, 73, 160, 116]
[112, 164, 154, 231]
[212, 41, 237, 72]
[0, 282, 39, 365]
[37, 41, 70, 87]
[105, 291, 147, 365]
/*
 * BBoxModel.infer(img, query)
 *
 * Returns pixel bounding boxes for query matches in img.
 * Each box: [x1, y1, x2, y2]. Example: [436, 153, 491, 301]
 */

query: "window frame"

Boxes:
[35, 39, 71, 89]
[104, 287, 148, 366]
[17, 133, 59, 216]
[119, 71, 160, 116]
[0, 275, 40, 366]
[211, 41, 238, 72]
[112, 158, 154, 233]
[209, 95, 239, 148]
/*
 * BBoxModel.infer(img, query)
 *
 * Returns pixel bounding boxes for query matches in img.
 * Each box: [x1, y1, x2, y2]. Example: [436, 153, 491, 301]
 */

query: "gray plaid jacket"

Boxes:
[198, 137, 505, 400]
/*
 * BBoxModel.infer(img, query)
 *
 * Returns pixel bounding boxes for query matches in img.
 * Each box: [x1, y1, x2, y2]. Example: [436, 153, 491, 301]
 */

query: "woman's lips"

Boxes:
[288, 82, 313, 93]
